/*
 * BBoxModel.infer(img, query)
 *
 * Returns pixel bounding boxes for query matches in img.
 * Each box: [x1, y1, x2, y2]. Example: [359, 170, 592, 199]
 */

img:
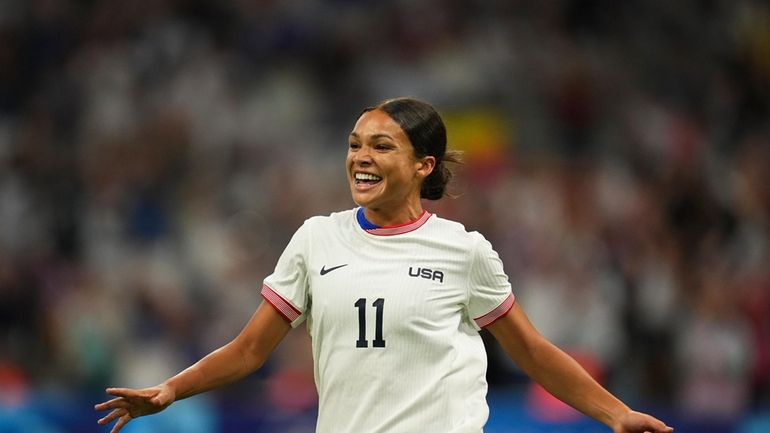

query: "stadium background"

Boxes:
[0, 1, 768, 432]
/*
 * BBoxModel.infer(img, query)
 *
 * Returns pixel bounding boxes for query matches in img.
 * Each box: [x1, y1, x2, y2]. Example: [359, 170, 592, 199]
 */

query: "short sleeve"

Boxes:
[262, 221, 311, 328]
[466, 233, 515, 330]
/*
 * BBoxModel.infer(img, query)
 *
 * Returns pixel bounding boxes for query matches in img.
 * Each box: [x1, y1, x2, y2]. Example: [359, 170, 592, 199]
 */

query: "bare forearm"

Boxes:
[164, 340, 259, 401]
[163, 302, 291, 401]
[487, 305, 632, 429]
[520, 339, 629, 427]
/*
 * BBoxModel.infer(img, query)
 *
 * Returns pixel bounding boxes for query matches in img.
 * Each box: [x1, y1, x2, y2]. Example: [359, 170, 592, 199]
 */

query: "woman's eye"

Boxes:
[349, 142, 360, 149]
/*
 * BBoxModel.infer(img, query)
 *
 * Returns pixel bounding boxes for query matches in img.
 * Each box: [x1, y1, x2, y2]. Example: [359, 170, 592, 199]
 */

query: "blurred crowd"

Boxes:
[0, 0, 769, 431]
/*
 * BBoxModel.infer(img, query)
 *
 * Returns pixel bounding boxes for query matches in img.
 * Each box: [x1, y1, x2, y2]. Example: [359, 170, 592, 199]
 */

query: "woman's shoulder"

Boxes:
[302, 208, 356, 229]
[428, 213, 487, 243]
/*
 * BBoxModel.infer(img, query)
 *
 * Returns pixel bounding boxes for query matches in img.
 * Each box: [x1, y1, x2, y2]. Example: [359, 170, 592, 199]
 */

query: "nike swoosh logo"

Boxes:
[320, 264, 348, 275]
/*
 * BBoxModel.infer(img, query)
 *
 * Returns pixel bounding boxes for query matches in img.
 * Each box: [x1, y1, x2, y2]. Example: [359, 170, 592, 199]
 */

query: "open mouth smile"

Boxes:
[354, 172, 383, 189]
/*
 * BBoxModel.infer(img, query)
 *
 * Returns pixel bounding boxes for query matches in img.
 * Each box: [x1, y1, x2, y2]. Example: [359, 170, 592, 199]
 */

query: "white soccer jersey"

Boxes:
[262, 208, 515, 433]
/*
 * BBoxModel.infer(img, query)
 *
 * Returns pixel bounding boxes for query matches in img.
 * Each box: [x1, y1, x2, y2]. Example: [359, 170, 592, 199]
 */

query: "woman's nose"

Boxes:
[353, 148, 373, 165]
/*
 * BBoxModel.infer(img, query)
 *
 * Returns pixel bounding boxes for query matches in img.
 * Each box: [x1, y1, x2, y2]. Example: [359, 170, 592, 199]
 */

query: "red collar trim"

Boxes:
[363, 210, 432, 236]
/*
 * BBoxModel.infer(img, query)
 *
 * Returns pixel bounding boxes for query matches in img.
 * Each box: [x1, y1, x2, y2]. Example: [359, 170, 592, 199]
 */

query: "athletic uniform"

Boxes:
[261, 208, 515, 433]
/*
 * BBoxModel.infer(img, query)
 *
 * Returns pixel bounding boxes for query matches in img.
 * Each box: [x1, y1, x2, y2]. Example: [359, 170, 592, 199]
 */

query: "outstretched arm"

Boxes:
[486, 302, 672, 433]
[95, 301, 291, 433]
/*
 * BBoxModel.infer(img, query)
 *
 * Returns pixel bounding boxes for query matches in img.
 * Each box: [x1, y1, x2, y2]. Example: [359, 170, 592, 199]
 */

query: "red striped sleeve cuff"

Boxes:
[474, 293, 515, 328]
[261, 284, 302, 323]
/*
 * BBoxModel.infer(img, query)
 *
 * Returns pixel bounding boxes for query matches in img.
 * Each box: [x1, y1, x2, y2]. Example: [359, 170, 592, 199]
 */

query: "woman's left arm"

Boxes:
[486, 302, 673, 433]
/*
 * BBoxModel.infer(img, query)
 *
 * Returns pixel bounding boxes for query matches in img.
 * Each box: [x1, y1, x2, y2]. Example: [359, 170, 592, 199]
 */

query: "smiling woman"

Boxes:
[96, 97, 671, 433]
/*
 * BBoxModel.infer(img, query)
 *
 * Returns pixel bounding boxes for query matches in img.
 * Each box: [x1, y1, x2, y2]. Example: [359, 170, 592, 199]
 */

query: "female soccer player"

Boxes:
[96, 98, 672, 433]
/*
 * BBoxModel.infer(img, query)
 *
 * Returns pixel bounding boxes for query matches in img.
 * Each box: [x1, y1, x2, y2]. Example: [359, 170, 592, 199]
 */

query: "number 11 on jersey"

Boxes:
[355, 298, 386, 348]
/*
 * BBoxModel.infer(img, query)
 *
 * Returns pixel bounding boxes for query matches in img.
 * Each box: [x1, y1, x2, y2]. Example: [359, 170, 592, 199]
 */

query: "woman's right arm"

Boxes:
[95, 301, 292, 433]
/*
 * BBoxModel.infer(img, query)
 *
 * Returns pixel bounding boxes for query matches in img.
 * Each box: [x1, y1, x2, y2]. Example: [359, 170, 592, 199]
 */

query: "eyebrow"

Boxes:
[348, 132, 394, 140]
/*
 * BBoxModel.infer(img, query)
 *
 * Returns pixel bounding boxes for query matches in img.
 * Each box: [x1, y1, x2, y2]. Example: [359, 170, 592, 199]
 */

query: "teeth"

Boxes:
[355, 173, 382, 181]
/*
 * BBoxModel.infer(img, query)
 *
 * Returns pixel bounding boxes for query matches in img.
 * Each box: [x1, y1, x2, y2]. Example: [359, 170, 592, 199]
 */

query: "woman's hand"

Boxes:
[613, 409, 673, 433]
[94, 384, 176, 433]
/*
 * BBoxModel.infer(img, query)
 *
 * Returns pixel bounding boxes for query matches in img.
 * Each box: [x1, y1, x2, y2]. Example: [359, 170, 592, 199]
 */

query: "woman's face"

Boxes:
[346, 109, 434, 213]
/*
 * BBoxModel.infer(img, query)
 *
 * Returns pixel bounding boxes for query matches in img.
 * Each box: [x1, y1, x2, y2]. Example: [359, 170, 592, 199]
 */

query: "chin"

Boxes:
[349, 189, 366, 206]
[351, 194, 372, 208]
[350, 186, 380, 208]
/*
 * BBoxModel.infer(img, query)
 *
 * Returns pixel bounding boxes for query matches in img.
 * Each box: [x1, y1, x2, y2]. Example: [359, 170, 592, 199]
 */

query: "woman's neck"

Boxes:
[361, 204, 424, 227]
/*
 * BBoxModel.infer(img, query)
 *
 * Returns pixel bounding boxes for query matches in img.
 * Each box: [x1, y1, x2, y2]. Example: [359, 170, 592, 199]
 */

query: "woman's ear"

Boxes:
[416, 156, 436, 179]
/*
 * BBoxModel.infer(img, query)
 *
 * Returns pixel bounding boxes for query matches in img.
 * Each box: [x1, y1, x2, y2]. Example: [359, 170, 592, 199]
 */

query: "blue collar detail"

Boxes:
[356, 207, 381, 230]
